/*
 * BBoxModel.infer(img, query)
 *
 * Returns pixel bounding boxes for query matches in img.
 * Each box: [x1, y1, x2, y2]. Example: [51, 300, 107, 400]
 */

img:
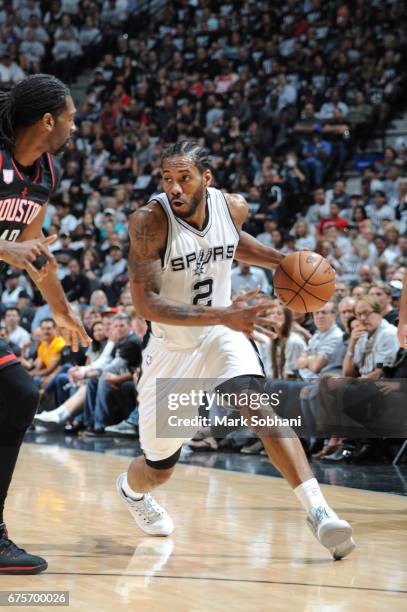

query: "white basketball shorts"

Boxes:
[138, 325, 264, 462]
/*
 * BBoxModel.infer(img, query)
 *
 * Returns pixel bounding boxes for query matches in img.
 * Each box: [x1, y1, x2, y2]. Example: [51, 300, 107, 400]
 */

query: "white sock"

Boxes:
[55, 405, 70, 422]
[121, 473, 144, 501]
[294, 478, 331, 515]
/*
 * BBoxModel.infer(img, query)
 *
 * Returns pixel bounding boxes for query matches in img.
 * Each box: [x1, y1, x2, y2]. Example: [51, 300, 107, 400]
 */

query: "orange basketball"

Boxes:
[273, 251, 336, 313]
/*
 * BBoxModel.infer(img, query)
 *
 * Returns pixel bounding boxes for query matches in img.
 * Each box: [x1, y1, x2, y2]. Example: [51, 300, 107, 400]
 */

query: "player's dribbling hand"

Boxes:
[397, 321, 407, 350]
[225, 287, 278, 340]
[53, 308, 91, 352]
[0, 235, 58, 281]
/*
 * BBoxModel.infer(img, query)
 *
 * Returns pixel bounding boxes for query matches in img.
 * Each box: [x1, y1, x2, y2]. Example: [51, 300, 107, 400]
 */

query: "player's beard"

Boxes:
[53, 137, 71, 156]
[170, 183, 206, 220]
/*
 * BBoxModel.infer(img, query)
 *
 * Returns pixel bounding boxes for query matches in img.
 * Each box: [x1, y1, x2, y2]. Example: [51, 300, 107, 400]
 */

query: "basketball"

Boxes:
[273, 251, 336, 313]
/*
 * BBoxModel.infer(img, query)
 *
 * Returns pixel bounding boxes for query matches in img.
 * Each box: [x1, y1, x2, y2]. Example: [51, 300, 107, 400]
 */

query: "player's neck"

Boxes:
[13, 131, 46, 167]
[182, 196, 208, 230]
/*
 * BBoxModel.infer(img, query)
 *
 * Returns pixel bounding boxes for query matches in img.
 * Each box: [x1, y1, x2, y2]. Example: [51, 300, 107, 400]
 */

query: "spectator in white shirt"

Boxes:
[0, 53, 25, 86]
[3, 307, 31, 349]
[1, 271, 26, 308]
[231, 263, 270, 295]
[297, 302, 343, 380]
[19, 29, 45, 72]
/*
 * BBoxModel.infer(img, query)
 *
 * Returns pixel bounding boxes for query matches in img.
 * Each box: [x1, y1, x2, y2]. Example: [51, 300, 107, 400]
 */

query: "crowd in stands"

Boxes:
[0, 0, 406, 462]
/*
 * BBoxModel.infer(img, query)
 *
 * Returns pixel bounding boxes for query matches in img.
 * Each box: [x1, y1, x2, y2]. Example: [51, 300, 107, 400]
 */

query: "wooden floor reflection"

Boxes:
[3, 444, 407, 611]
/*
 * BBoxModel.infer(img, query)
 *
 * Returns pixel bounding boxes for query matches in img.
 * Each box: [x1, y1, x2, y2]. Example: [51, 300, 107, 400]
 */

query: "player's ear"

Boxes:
[203, 169, 212, 187]
[43, 112, 55, 132]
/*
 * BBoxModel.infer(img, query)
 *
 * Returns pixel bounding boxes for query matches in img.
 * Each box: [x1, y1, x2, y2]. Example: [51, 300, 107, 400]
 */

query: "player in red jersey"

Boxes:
[0, 74, 90, 574]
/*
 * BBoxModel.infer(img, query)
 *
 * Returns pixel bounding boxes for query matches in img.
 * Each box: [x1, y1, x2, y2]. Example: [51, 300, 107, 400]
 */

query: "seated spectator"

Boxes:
[268, 301, 307, 380]
[3, 307, 31, 350]
[0, 52, 25, 87]
[1, 270, 27, 308]
[61, 257, 91, 303]
[366, 190, 395, 229]
[291, 219, 316, 251]
[297, 303, 343, 380]
[368, 282, 399, 326]
[82, 314, 141, 435]
[30, 319, 65, 390]
[100, 244, 127, 305]
[300, 128, 332, 188]
[344, 296, 399, 380]
[34, 320, 108, 430]
[231, 263, 270, 295]
[304, 187, 330, 224]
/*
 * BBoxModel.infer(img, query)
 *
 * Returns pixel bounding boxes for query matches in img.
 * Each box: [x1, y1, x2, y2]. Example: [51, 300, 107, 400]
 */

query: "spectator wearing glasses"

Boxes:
[343, 296, 399, 380]
[297, 303, 342, 381]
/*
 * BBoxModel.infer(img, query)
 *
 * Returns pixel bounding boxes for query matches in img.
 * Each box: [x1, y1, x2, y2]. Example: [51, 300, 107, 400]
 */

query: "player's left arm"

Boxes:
[18, 206, 90, 351]
[226, 193, 285, 269]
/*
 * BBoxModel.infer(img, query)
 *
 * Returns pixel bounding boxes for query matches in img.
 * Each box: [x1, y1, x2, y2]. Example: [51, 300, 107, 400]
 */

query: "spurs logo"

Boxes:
[193, 249, 213, 276]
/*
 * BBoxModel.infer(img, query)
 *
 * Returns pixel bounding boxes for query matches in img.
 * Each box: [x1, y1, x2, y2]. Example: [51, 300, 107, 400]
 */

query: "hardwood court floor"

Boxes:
[2, 444, 407, 611]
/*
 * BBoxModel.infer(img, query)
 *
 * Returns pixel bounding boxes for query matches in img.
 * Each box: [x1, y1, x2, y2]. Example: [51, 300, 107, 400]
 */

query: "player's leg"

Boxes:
[206, 329, 355, 559]
[116, 338, 195, 536]
[0, 361, 48, 573]
[223, 374, 355, 560]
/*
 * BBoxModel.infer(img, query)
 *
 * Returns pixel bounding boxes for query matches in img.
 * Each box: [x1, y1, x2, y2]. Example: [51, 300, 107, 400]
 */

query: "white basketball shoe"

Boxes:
[307, 506, 356, 560]
[116, 473, 174, 537]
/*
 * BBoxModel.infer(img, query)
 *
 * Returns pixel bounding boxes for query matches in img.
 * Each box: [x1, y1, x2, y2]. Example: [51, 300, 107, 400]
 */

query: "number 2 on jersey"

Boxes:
[192, 278, 214, 306]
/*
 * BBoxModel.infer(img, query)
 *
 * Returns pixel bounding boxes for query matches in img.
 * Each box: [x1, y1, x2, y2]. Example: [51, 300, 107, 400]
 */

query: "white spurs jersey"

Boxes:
[149, 187, 240, 350]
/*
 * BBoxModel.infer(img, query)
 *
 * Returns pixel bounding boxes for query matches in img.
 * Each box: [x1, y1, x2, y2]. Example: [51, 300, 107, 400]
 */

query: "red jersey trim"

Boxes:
[0, 354, 18, 366]
[11, 158, 24, 181]
[47, 153, 55, 193]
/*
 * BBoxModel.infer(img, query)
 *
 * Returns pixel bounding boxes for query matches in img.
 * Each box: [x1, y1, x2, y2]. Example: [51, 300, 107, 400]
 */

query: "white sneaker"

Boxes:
[307, 506, 356, 560]
[33, 408, 65, 430]
[116, 473, 174, 537]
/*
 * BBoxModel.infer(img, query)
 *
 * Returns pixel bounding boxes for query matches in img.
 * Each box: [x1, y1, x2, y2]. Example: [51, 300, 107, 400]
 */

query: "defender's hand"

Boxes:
[0, 235, 57, 281]
[53, 309, 91, 352]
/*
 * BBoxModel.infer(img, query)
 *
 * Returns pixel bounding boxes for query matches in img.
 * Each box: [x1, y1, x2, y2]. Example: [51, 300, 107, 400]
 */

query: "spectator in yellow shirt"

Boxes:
[30, 319, 65, 388]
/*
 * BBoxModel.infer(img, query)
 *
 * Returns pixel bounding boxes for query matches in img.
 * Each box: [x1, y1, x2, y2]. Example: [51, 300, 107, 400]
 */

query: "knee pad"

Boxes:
[144, 447, 182, 470]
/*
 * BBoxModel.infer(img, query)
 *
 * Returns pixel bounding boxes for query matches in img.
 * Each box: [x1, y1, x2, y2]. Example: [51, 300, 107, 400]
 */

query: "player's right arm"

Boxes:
[0, 235, 57, 280]
[398, 269, 407, 349]
[128, 203, 272, 336]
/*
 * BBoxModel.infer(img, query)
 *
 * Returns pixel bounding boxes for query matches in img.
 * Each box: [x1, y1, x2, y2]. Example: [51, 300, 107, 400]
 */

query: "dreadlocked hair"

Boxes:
[161, 140, 211, 173]
[0, 74, 70, 151]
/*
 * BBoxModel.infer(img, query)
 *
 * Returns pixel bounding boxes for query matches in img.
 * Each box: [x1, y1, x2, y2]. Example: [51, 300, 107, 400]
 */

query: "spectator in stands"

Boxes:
[231, 264, 270, 295]
[297, 303, 343, 381]
[30, 319, 65, 389]
[61, 257, 91, 303]
[3, 307, 31, 350]
[368, 283, 399, 326]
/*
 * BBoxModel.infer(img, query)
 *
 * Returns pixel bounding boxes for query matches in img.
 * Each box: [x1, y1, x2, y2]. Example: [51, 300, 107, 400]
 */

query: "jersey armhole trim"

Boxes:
[47, 153, 55, 193]
[0, 151, 3, 172]
[149, 197, 172, 269]
[220, 191, 240, 241]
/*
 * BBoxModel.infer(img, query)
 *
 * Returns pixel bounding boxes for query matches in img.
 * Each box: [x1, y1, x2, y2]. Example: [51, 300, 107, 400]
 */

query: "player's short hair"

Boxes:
[161, 140, 211, 173]
[0, 74, 70, 151]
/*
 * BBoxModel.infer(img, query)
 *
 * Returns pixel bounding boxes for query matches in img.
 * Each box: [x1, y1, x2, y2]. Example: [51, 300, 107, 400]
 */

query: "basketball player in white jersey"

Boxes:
[398, 269, 407, 349]
[116, 141, 355, 559]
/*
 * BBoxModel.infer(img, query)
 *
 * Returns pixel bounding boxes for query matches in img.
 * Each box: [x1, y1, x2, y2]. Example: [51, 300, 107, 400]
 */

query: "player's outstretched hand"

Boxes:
[0, 235, 58, 281]
[225, 287, 277, 339]
[53, 308, 91, 353]
[397, 321, 407, 350]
